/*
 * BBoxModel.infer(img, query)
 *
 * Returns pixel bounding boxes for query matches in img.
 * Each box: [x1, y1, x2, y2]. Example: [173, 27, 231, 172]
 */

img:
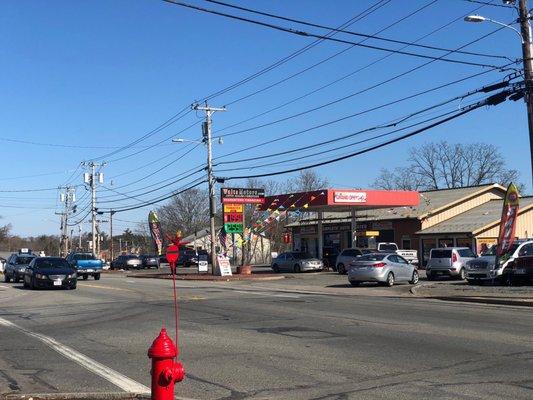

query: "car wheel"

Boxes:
[4, 273, 10, 283]
[294, 264, 301, 273]
[272, 264, 279, 273]
[350, 281, 360, 287]
[29, 277, 35, 290]
[385, 272, 395, 287]
[426, 272, 433, 281]
[466, 279, 478, 285]
[23, 278, 28, 288]
[68, 284, 77, 290]
[337, 263, 346, 275]
[409, 270, 419, 285]
[14, 276, 20, 283]
[459, 268, 466, 280]
[94, 273, 100, 281]
[82, 275, 88, 280]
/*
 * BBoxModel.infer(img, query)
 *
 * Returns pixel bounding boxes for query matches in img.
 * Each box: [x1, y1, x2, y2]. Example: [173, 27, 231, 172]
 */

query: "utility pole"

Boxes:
[192, 102, 226, 275]
[110, 210, 115, 261]
[78, 224, 82, 250]
[83, 161, 106, 258]
[57, 186, 76, 257]
[519, 0, 533, 183]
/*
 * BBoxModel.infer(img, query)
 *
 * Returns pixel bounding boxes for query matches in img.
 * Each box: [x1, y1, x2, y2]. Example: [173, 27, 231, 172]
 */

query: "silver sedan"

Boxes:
[271, 252, 323, 273]
[347, 253, 418, 287]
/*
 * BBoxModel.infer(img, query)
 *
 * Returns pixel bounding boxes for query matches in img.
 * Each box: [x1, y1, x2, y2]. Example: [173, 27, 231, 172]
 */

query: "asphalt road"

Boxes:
[1, 271, 533, 399]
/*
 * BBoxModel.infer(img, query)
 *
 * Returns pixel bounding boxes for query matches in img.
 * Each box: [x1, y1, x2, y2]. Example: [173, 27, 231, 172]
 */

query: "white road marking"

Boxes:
[126, 280, 136, 283]
[0, 285, 9, 289]
[0, 316, 150, 394]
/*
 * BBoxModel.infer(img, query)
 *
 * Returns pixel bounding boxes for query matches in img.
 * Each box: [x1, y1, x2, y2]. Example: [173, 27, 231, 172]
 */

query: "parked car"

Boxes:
[347, 253, 418, 287]
[466, 240, 533, 284]
[335, 248, 364, 274]
[159, 254, 168, 264]
[377, 242, 419, 265]
[0, 257, 6, 273]
[179, 248, 198, 268]
[426, 247, 476, 280]
[4, 252, 37, 283]
[140, 254, 160, 269]
[23, 257, 77, 290]
[271, 252, 323, 273]
[110, 254, 143, 270]
[65, 252, 103, 280]
[509, 255, 533, 284]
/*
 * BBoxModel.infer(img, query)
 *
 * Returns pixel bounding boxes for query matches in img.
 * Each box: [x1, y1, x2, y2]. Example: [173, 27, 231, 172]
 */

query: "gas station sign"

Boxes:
[223, 202, 244, 233]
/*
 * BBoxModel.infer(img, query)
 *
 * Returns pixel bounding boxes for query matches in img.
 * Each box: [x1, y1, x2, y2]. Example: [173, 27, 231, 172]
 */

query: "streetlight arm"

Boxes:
[485, 17, 525, 43]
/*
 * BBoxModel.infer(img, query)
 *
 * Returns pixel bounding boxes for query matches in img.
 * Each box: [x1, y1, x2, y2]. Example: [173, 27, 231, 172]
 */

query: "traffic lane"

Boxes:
[3, 277, 533, 399]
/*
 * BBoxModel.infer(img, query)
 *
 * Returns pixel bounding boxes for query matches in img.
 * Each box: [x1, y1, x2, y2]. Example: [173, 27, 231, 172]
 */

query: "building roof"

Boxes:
[287, 184, 505, 226]
[416, 197, 533, 235]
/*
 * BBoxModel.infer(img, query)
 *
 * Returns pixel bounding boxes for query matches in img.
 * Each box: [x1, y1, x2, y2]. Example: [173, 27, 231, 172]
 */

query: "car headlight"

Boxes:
[35, 273, 45, 279]
[68, 273, 77, 278]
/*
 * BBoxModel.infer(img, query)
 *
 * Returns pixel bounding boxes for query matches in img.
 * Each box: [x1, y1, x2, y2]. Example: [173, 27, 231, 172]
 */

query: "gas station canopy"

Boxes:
[258, 188, 420, 212]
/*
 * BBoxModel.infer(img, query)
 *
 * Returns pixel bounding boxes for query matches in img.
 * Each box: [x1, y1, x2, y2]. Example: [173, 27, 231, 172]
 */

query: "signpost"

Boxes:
[222, 202, 244, 234]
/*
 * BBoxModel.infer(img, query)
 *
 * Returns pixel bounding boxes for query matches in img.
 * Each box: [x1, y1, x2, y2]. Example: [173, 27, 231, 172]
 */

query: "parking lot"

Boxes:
[1, 267, 533, 400]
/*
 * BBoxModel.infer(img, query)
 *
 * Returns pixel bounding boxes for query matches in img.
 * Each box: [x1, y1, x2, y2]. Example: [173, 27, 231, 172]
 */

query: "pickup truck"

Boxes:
[377, 242, 418, 265]
[66, 252, 103, 280]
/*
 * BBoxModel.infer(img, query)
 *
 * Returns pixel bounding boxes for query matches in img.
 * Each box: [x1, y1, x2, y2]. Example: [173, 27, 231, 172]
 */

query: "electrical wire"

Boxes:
[162, 0, 504, 68]
[212, 67, 513, 162]
[218, 88, 515, 180]
[214, 27, 515, 139]
[221, 0, 443, 108]
[205, 0, 509, 60]
[214, 0, 506, 134]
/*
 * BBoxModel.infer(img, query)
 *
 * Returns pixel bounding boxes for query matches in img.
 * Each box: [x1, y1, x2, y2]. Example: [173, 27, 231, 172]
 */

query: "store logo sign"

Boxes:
[334, 191, 367, 203]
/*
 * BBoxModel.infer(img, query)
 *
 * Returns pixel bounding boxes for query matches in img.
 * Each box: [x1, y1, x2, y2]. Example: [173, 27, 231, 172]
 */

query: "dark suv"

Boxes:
[4, 252, 37, 283]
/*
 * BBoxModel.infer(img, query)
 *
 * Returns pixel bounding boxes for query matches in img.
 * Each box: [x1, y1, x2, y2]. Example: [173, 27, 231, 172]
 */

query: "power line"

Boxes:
[214, 0, 507, 132]
[205, 0, 508, 60]
[162, 0, 504, 68]
[218, 88, 515, 181]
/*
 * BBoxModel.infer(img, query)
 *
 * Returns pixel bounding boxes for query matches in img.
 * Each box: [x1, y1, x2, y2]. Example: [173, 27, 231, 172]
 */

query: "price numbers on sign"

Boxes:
[224, 213, 243, 223]
[224, 223, 243, 233]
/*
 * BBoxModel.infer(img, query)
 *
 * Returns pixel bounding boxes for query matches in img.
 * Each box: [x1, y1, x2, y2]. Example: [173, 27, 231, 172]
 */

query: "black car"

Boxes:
[110, 254, 143, 270]
[140, 254, 160, 269]
[4, 252, 37, 283]
[23, 257, 77, 290]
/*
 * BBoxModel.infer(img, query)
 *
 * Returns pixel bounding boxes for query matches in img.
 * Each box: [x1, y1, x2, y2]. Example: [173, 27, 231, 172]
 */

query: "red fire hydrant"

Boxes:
[148, 328, 185, 400]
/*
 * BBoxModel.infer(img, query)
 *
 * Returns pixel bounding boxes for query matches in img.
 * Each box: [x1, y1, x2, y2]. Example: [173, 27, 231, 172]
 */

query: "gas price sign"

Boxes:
[223, 203, 244, 233]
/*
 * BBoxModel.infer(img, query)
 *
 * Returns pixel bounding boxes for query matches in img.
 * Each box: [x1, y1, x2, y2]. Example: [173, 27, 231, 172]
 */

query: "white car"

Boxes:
[0, 258, 5, 273]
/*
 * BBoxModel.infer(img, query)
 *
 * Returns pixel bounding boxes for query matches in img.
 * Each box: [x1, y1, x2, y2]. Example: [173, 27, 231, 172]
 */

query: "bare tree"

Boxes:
[373, 141, 521, 191]
[156, 188, 210, 237]
[287, 169, 329, 192]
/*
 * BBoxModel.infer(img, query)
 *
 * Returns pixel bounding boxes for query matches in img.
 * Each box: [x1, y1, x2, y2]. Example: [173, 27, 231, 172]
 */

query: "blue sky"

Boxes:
[0, 0, 530, 236]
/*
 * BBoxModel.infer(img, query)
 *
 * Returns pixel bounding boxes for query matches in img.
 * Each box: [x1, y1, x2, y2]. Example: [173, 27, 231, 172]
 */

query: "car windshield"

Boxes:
[74, 254, 95, 260]
[292, 253, 313, 259]
[357, 254, 386, 261]
[481, 243, 520, 257]
[431, 249, 452, 258]
[126, 255, 139, 259]
[16, 256, 35, 265]
[35, 258, 70, 269]
[380, 244, 397, 251]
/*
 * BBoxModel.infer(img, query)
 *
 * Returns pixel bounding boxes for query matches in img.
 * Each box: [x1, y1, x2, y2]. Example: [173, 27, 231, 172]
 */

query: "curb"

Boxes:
[427, 296, 533, 307]
[1, 393, 198, 400]
[126, 273, 286, 281]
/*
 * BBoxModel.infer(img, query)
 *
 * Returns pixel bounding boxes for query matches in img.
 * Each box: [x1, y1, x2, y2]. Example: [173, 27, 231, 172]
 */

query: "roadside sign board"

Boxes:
[222, 202, 244, 234]
[217, 254, 232, 276]
[198, 254, 208, 273]
[224, 213, 243, 223]
[224, 223, 243, 234]
[221, 187, 265, 204]
[223, 204, 243, 213]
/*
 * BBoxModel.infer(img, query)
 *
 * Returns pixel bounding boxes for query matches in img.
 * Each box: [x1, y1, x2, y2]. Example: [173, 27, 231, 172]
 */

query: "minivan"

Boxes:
[426, 247, 476, 280]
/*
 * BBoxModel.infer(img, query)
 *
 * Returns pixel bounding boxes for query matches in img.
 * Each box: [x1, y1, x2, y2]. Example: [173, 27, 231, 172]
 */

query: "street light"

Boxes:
[464, 15, 524, 42]
[465, 0, 533, 185]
